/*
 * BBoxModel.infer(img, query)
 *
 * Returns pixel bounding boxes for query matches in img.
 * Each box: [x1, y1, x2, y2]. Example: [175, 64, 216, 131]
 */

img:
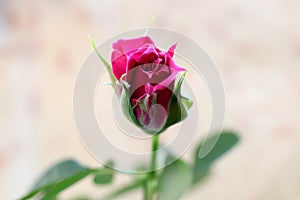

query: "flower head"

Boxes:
[111, 36, 191, 134]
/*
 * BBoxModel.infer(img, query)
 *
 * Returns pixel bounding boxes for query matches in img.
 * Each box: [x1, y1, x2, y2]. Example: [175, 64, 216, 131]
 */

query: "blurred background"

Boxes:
[1, 0, 300, 199]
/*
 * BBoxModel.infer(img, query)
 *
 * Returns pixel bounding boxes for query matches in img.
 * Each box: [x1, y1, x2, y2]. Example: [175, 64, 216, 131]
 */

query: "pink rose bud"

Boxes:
[111, 36, 191, 134]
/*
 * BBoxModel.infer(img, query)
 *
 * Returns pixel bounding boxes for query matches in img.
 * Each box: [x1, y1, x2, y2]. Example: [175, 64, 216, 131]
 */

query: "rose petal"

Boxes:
[112, 36, 154, 54]
[111, 50, 127, 80]
[167, 42, 178, 57]
[111, 36, 155, 80]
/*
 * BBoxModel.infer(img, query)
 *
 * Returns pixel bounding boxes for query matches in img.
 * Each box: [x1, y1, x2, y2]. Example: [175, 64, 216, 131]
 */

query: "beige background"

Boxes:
[1, 0, 300, 199]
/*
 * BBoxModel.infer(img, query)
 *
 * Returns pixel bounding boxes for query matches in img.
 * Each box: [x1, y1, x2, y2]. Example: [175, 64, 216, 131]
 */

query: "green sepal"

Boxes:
[120, 80, 142, 128]
[161, 73, 192, 132]
[88, 35, 116, 87]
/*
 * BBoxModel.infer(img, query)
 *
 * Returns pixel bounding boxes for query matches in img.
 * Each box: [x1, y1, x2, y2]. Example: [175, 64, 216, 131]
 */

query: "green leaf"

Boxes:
[41, 169, 94, 200]
[101, 180, 144, 200]
[158, 159, 193, 200]
[71, 196, 91, 200]
[93, 161, 114, 185]
[21, 184, 52, 200]
[20, 160, 94, 200]
[94, 172, 113, 185]
[33, 160, 88, 190]
[193, 131, 239, 183]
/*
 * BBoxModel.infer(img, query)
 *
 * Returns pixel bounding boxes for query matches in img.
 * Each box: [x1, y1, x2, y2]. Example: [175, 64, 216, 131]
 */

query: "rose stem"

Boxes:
[150, 134, 159, 177]
[146, 134, 160, 200]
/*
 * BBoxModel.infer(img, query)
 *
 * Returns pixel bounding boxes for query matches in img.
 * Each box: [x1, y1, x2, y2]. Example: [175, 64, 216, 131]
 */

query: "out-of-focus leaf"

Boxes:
[20, 159, 94, 200]
[193, 131, 239, 183]
[101, 180, 144, 200]
[71, 196, 91, 200]
[158, 159, 192, 200]
[41, 169, 94, 200]
[93, 161, 114, 185]
[33, 160, 88, 190]
[20, 184, 52, 200]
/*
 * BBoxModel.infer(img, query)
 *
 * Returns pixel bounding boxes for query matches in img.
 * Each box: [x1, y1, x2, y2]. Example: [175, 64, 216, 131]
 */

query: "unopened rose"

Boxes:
[111, 36, 190, 133]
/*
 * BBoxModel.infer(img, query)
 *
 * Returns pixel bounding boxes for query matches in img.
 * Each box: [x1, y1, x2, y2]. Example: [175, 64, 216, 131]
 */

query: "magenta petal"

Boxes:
[127, 44, 159, 68]
[112, 36, 154, 54]
[111, 50, 127, 80]
[168, 55, 185, 72]
[167, 42, 177, 57]
[111, 36, 155, 80]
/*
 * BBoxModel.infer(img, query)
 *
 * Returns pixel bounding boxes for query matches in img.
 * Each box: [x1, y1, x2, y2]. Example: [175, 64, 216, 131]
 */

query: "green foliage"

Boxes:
[39, 169, 94, 200]
[19, 28, 241, 200]
[33, 160, 88, 190]
[20, 160, 114, 200]
[93, 161, 114, 185]
[20, 131, 239, 200]
[102, 180, 144, 200]
[193, 131, 239, 183]
[158, 159, 193, 200]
